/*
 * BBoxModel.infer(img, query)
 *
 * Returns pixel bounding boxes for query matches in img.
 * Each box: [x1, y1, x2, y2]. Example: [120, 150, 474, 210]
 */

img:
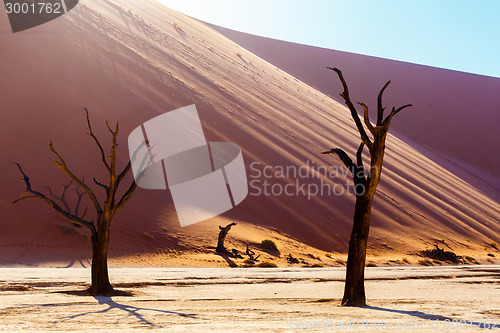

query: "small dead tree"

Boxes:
[245, 244, 260, 261]
[216, 222, 236, 253]
[12, 109, 140, 296]
[322, 68, 411, 306]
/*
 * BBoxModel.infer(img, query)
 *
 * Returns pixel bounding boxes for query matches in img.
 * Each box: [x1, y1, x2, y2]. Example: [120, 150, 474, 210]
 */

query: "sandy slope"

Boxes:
[210, 24, 500, 193]
[0, 0, 499, 265]
[0, 267, 499, 332]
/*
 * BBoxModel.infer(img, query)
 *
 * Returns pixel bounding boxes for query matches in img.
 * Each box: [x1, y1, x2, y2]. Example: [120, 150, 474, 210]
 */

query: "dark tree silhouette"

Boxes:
[12, 109, 142, 296]
[322, 68, 411, 306]
[216, 222, 236, 253]
[245, 244, 260, 261]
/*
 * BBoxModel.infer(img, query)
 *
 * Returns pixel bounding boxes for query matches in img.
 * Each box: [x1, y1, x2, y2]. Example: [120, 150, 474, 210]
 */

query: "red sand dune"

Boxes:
[208, 24, 500, 194]
[0, 0, 498, 265]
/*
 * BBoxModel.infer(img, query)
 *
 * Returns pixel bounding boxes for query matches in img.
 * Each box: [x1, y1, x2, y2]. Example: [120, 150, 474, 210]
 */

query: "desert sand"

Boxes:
[0, 266, 499, 332]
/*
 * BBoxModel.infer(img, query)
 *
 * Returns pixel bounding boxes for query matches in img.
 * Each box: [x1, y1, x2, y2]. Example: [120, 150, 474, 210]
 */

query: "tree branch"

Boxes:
[12, 163, 94, 231]
[117, 139, 152, 188]
[45, 180, 87, 227]
[93, 178, 109, 191]
[219, 222, 237, 230]
[322, 148, 356, 174]
[84, 108, 110, 172]
[74, 186, 87, 219]
[377, 81, 391, 126]
[356, 142, 366, 182]
[49, 141, 103, 215]
[45, 181, 72, 212]
[327, 67, 373, 152]
[108, 121, 119, 176]
[356, 142, 365, 169]
[383, 104, 412, 127]
[111, 180, 137, 218]
[358, 103, 374, 136]
[322, 144, 366, 186]
[105, 121, 120, 209]
[115, 162, 131, 188]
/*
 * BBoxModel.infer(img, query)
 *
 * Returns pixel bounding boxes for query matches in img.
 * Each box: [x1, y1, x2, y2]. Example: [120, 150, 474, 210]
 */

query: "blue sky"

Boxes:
[156, 0, 500, 78]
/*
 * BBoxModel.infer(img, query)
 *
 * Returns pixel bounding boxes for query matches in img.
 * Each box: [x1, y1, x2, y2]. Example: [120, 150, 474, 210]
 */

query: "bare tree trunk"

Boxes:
[342, 141, 384, 305]
[216, 222, 236, 253]
[88, 219, 113, 295]
[342, 194, 373, 305]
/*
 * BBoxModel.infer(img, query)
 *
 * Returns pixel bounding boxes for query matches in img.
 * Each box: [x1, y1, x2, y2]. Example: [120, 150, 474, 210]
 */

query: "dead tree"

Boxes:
[322, 68, 411, 306]
[245, 244, 260, 261]
[422, 244, 465, 264]
[285, 254, 299, 264]
[12, 109, 140, 296]
[216, 222, 236, 253]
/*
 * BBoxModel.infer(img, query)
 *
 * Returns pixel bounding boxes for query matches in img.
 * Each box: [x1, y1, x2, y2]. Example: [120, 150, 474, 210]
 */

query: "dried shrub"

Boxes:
[261, 239, 278, 251]
[243, 259, 255, 267]
[418, 259, 433, 266]
[257, 261, 277, 268]
[310, 263, 324, 268]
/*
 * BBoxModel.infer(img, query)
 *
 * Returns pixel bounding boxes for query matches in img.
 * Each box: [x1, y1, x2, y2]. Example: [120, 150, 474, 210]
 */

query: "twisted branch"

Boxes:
[322, 142, 367, 189]
[377, 81, 391, 126]
[12, 163, 94, 231]
[358, 102, 374, 136]
[383, 104, 412, 127]
[85, 108, 110, 172]
[49, 140, 103, 215]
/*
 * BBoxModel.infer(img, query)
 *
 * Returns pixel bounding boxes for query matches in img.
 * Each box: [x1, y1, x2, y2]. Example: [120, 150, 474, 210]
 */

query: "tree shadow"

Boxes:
[365, 306, 499, 330]
[58, 258, 91, 268]
[38, 296, 198, 328]
[263, 249, 281, 257]
[216, 252, 238, 268]
[56, 289, 133, 297]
